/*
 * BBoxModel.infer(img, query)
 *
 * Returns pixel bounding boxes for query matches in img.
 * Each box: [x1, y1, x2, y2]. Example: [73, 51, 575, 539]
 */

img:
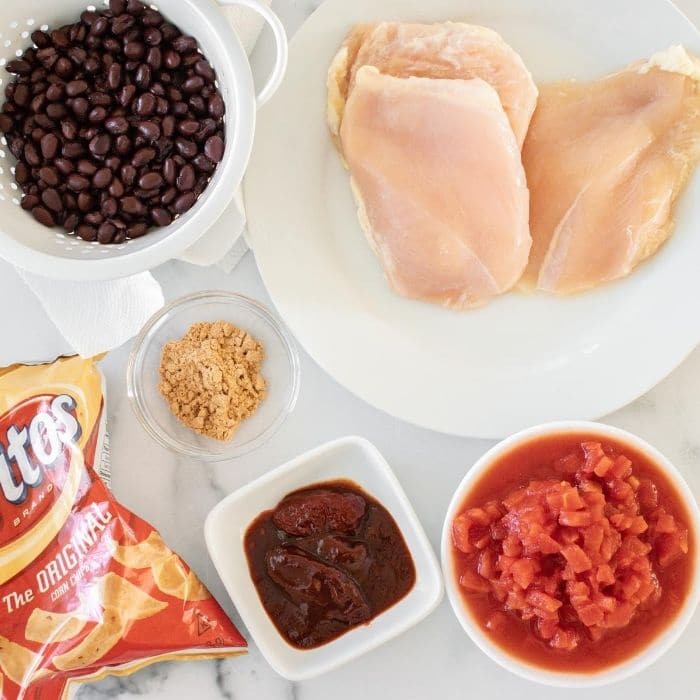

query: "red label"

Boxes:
[0, 394, 80, 546]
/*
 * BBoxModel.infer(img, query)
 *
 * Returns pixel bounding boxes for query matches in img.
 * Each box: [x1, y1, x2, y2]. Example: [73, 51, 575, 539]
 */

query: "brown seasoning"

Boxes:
[159, 321, 266, 441]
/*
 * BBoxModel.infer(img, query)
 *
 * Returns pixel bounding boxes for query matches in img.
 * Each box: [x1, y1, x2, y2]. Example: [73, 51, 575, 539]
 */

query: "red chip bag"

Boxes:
[0, 357, 246, 699]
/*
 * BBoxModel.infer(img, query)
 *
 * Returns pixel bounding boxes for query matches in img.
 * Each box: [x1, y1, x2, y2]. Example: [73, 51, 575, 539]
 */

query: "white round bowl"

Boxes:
[441, 421, 700, 687]
[0, 0, 287, 280]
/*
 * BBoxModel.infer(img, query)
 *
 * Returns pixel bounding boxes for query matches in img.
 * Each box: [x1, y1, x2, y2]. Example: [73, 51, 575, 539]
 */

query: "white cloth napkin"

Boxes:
[16, 1, 269, 357]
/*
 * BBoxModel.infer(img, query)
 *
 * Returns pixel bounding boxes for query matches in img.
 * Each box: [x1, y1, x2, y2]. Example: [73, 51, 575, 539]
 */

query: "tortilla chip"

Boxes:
[0, 635, 42, 687]
[25, 608, 89, 644]
[99, 572, 168, 620]
[52, 610, 124, 672]
[111, 531, 172, 569]
[151, 554, 211, 601]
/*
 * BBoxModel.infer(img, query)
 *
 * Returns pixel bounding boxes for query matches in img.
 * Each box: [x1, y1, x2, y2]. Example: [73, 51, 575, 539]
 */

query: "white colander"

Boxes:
[0, 0, 286, 280]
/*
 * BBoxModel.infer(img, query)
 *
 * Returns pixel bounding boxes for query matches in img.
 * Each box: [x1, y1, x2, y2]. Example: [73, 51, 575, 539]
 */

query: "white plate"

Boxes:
[204, 436, 443, 680]
[244, 0, 700, 439]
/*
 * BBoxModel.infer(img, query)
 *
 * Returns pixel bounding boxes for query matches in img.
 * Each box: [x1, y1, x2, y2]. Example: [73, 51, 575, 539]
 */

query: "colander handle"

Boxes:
[217, 0, 289, 108]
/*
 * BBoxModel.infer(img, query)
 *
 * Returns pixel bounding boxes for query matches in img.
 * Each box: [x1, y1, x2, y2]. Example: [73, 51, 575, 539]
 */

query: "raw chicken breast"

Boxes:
[522, 46, 700, 294]
[339, 66, 531, 309]
[328, 22, 538, 148]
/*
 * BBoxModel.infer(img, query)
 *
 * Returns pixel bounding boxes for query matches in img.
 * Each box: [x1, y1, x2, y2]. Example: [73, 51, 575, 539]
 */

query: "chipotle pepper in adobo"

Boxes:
[244, 480, 416, 649]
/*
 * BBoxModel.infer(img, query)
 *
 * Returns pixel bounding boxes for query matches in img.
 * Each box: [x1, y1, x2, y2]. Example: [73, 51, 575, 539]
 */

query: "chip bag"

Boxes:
[0, 357, 246, 699]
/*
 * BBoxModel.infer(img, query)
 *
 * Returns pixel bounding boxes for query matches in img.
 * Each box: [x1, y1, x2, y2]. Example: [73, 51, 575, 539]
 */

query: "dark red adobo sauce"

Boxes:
[244, 480, 416, 649]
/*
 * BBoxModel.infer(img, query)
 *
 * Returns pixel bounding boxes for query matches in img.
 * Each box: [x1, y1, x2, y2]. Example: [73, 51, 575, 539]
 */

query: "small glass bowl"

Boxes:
[127, 291, 300, 461]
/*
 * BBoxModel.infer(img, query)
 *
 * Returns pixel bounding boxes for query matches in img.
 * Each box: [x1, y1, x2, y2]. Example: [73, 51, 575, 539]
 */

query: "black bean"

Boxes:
[172, 36, 197, 53]
[7, 59, 32, 75]
[124, 41, 145, 61]
[89, 134, 111, 155]
[107, 63, 122, 90]
[121, 164, 137, 185]
[71, 97, 89, 119]
[63, 212, 79, 232]
[101, 197, 119, 217]
[163, 50, 181, 70]
[134, 93, 156, 116]
[97, 221, 117, 243]
[105, 117, 129, 134]
[22, 194, 40, 210]
[15, 162, 30, 184]
[132, 147, 156, 167]
[139, 171, 163, 190]
[116, 135, 132, 155]
[182, 76, 204, 94]
[194, 60, 215, 81]
[84, 211, 104, 226]
[137, 121, 160, 141]
[208, 94, 224, 119]
[173, 191, 196, 214]
[14, 84, 30, 107]
[175, 138, 197, 158]
[38, 166, 60, 186]
[151, 207, 172, 226]
[204, 135, 224, 162]
[146, 47, 162, 70]
[77, 192, 93, 211]
[24, 143, 41, 166]
[68, 173, 90, 191]
[32, 205, 55, 227]
[89, 106, 108, 124]
[161, 186, 177, 205]
[135, 64, 152, 90]
[93, 167, 112, 188]
[40, 133, 59, 159]
[176, 164, 195, 191]
[121, 195, 145, 215]
[193, 155, 214, 173]
[118, 84, 137, 107]
[108, 178, 124, 198]
[77, 159, 97, 175]
[76, 223, 97, 241]
[55, 57, 74, 79]
[41, 188, 63, 212]
[178, 119, 199, 137]
[54, 158, 75, 175]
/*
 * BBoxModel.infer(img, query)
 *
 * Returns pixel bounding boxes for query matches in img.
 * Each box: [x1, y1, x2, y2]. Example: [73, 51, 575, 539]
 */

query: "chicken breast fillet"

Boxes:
[522, 46, 700, 294]
[339, 66, 531, 309]
[328, 22, 538, 149]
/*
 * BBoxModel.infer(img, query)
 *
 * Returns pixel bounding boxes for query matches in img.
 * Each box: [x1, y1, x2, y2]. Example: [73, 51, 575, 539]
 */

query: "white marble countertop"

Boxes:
[1, 0, 700, 698]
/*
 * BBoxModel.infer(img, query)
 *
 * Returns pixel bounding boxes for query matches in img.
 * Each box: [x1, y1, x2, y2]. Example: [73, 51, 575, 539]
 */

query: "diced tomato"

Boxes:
[511, 558, 537, 589]
[577, 602, 604, 627]
[559, 510, 593, 527]
[610, 455, 633, 479]
[653, 510, 678, 534]
[450, 438, 691, 658]
[562, 544, 593, 573]
[551, 628, 579, 651]
[526, 589, 562, 613]
[459, 569, 491, 593]
[637, 479, 659, 510]
[656, 530, 689, 567]
[593, 456, 614, 478]
[596, 564, 615, 586]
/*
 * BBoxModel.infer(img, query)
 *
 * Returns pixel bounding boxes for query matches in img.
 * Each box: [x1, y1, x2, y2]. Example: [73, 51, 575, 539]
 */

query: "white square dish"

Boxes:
[204, 436, 443, 680]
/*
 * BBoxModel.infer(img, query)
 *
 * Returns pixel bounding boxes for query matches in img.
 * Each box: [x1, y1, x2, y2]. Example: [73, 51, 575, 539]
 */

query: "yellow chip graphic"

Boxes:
[52, 610, 124, 672]
[111, 531, 172, 569]
[26, 608, 89, 644]
[98, 572, 168, 620]
[151, 554, 211, 602]
[0, 635, 43, 687]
